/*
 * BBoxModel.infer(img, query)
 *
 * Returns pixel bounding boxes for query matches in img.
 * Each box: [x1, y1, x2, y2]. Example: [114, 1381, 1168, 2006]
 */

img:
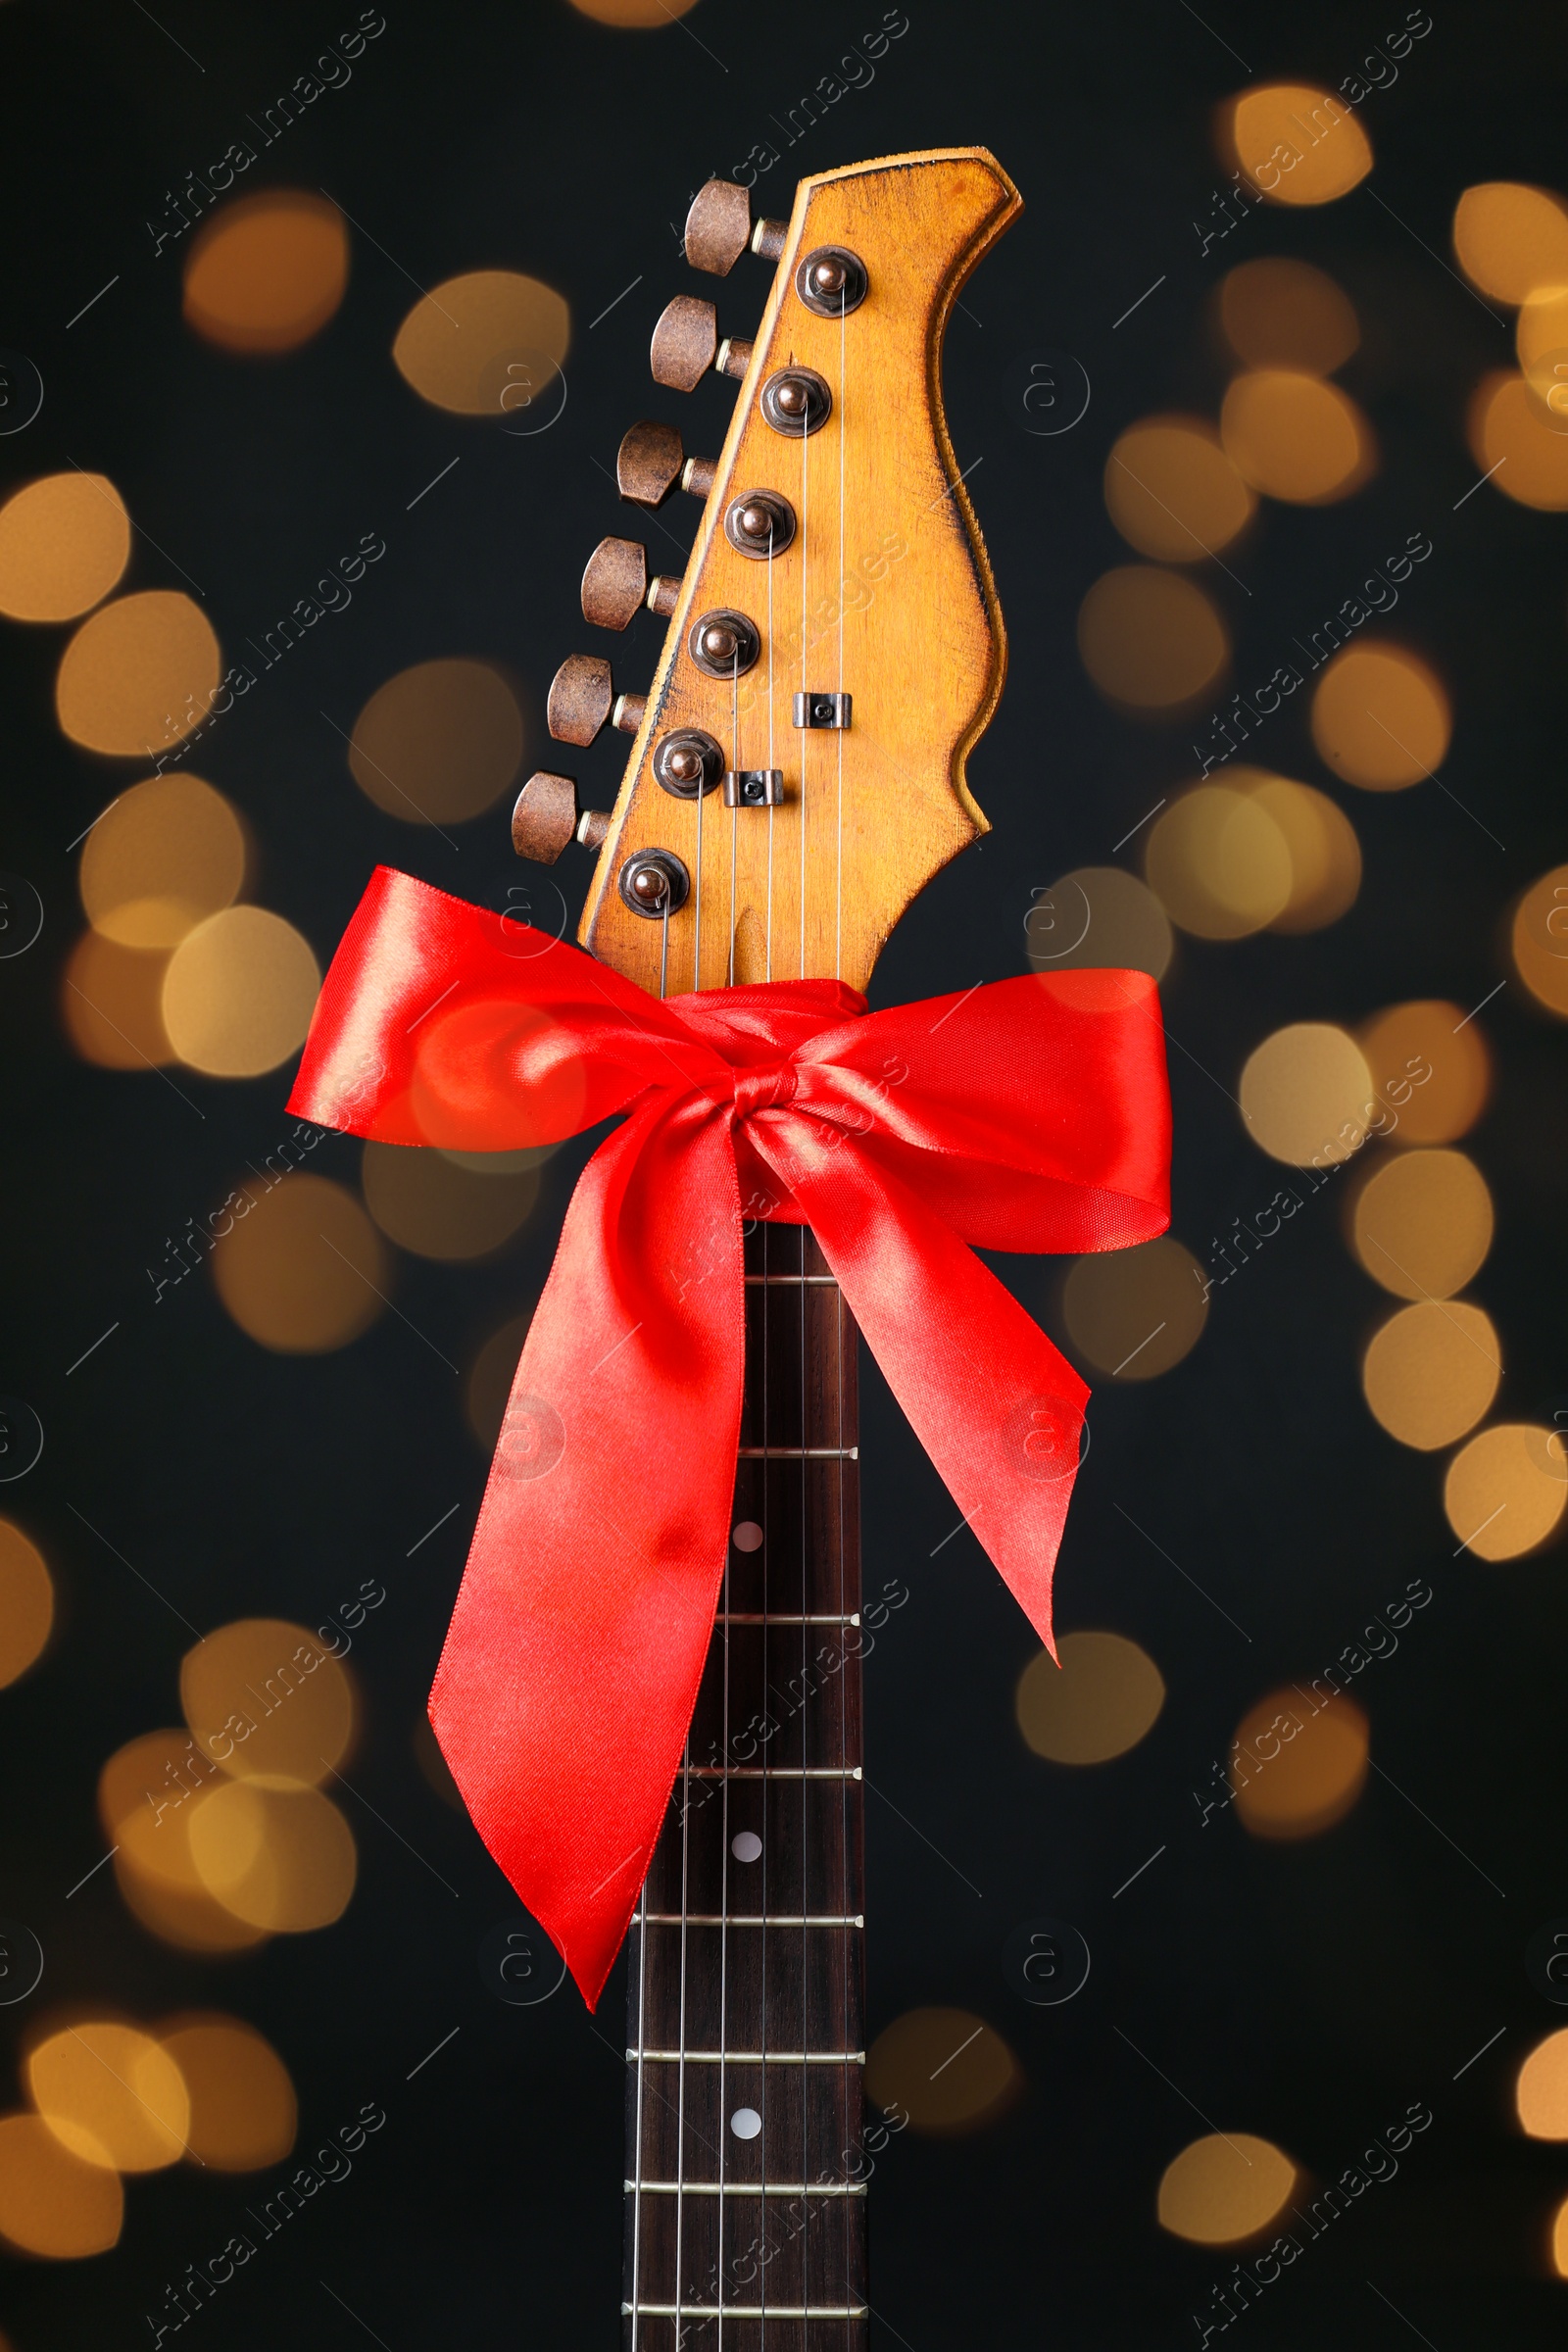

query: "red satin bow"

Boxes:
[288, 868, 1171, 2004]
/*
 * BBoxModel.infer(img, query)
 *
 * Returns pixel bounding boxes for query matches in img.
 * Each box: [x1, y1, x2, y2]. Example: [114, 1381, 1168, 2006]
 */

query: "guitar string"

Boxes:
[630, 1880, 647, 2345]
[765, 521, 775, 984]
[800, 1227, 810, 2308]
[694, 676, 705, 992]
[728, 661, 739, 987]
[837, 296, 846, 984]
[799, 397, 808, 985]
[673, 1729, 691, 2335]
[717, 1452, 733, 2349]
[760, 1213, 770, 2350]
[837, 1268, 852, 2325]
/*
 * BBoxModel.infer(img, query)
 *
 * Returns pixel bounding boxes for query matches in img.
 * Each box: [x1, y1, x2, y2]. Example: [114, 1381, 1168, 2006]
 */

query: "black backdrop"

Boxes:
[6, 0, 1568, 2344]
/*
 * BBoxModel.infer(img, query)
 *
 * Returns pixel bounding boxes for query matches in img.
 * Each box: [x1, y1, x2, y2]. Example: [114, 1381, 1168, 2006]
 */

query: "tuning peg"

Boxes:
[512, 770, 610, 865]
[684, 178, 788, 276]
[616, 420, 717, 510]
[547, 654, 647, 747]
[581, 536, 683, 632]
[650, 296, 754, 392]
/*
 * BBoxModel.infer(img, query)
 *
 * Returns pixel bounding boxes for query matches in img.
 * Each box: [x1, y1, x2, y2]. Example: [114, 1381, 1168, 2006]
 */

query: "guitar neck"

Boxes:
[624, 1221, 868, 2349]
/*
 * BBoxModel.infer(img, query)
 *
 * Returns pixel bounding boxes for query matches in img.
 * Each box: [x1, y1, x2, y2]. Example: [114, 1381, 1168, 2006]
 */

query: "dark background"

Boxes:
[4, 0, 1568, 2343]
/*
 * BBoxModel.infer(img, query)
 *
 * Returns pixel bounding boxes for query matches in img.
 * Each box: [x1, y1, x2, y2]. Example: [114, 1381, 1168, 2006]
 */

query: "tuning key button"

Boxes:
[684, 178, 788, 276]
[512, 771, 610, 863]
[581, 536, 647, 631]
[616, 421, 717, 510]
[724, 490, 796, 561]
[650, 296, 755, 392]
[688, 609, 760, 679]
[547, 654, 612, 747]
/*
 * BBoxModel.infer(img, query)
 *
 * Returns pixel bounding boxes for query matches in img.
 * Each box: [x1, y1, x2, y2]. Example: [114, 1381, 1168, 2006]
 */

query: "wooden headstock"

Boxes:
[521, 147, 1021, 997]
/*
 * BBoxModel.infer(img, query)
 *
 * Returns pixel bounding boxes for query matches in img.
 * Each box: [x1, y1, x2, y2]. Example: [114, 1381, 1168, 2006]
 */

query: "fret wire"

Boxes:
[644, 1915, 862, 1928]
[743, 1272, 840, 1285]
[630, 2050, 866, 2064]
[686, 1765, 861, 1779]
[714, 1611, 858, 1625]
[737, 1445, 858, 1457]
[627, 2304, 869, 2320]
[629, 2180, 868, 2197]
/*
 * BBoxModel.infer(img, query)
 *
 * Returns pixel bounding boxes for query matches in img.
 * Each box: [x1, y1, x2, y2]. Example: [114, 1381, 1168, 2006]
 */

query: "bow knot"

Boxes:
[731, 1060, 799, 1120]
[288, 869, 1171, 2007]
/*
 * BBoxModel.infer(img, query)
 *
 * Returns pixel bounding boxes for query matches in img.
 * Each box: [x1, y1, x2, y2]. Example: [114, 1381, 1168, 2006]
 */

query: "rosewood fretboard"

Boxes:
[624, 1222, 867, 2350]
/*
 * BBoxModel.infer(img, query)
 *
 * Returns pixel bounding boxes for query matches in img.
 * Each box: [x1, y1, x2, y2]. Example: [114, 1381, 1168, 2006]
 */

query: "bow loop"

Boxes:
[288, 869, 1171, 2007]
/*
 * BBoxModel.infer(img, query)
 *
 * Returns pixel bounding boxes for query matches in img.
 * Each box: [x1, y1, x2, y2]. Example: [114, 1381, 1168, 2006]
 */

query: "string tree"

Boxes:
[683, 177, 787, 276]
[511, 770, 610, 864]
[615, 419, 717, 509]
[547, 653, 647, 746]
[580, 537, 683, 632]
[650, 296, 754, 391]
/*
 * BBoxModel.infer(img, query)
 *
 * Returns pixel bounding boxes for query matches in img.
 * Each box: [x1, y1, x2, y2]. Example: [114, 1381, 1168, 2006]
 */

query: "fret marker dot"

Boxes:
[731, 1831, 762, 1863]
[730, 2106, 762, 2140]
[732, 1520, 763, 1552]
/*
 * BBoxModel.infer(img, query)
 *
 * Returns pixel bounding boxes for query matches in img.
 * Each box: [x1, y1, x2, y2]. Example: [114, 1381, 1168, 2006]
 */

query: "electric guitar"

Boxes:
[513, 146, 1021, 2351]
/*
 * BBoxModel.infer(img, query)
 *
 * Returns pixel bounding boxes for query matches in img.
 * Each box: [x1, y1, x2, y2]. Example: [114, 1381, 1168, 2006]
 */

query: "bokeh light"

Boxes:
[1061, 1237, 1207, 1379]
[362, 1141, 540, 1259]
[211, 1173, 388, 1353]
[1357, 1001, 1490, 1144]
[1217, 258, 1359, 374]
[348, 659, 524, 824]
[1552, 2194, 1568, 2277]
[1244, 771, 1362, 933]
[27, 2022, 189, 2171]
[180, 1620, 355, 1788]
[1220, 369, 1373, 503]
[79, 774, 246, 949]
[1225, 84, 1373, 206]
[1351, 1149, 1494, 1298]
[1511, 865, 1568, 1016]
[1467, 371, 1568, 511]
[1520, 2031, 1568, 2137]
[466, 1309, 533, 1446]
[182, 191, 349, 354]
[1452, 181, 1568, 305]
[56, 591, 220, 757]
[1362, 1300, 1501, 1450]
[159, 2017, 297, 2172]
[569, 0, 700, 19]
[1156, 2132, 1296, 2243]
[1231, 1690, 1369, 1838]
[393, 270, 569, 416]
[1145, 783, 1292, 938]
[162, 906, 319, 1077]
[0, 471, 129, 621]
[1445, 1425, 1568, 1560]
[1515, 285, 1568, 412]
[1015, 1631, 1165, 1763]
[0, 2112, 122, 2256]
[0, 1518, 53, 1687]
[1309, 644, 1451, 788]
[1077, 566, 1229, 713]
[100, 1729, 270, 1954]
[187, 1779, 357, 1931]
[863, 2009, 1019, 2134]
[62, 931, 175, 1068]
[1102, 417, 1254, 563]
[1239, 1022, 1373, 1166]
[1025, 866, 1173, 981]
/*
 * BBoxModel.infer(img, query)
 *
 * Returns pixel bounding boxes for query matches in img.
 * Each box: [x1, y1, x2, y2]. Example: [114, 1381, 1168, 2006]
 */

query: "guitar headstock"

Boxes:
[514, 147, 1021, 997]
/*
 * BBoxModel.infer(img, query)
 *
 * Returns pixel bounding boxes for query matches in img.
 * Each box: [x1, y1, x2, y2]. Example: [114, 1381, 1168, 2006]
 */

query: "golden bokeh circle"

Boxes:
[1077, 566, 1229, 712]
[0, 1519, 52, 1687]
[57, 591, 220, 758]
[187, 1780, 357, 1932]
[1309, 644, 1451, 789]
[1357, 1000, 1490, 1144]
[211, 1173, 388, 1353]
[180, 1619, 355, 1788]
[162, 906, 319, 1076]
[569, 0, 700, 18]
[1220, 369, 1373, 504]
[1362, 1300, 1501, 1450]
[1026, 866, 1173, 981]
[1444, 1425, 1568, 1561]
[362, 1141, 540, 1259]
[348, 659, 524, 823]
[1239, 1022, 1373, 1166]
[1453, 182, 1568, 305]
[158, 2017, 297, 2172]
[1156, 2132, 1297, 2243]
[1243, 771, 1361, 933]
[79, 774, 246, 949]
[1517, 2028, 1568, 2136]
[1217, 258, 1359, 374]
[1351, 1149, 1494, 1298]
[1145, 784, 1293, 938]
[27, 2023, 190, 2172]
[1231, 1690, 1369, 1838]
[99, 1728, 270, 1954]
[1515, 284, 1568, 409]
[0, 472, 129, 621]
[183, 190, 349, 355]
[1102, 416, 1254, 563]
[61, 931, 175, 1068]
[0, 2112, 123, 2257]
[863, 2008, 1019, 2134]
[1015, 1631, 1166, 1763]
[1512, 864, 1568, 1016]
[1061, 1237, 1207, 1379]
[1226, 84, 1374, 206]
[393, 270, 569, 416]
[1467, 369, 1568, 510]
